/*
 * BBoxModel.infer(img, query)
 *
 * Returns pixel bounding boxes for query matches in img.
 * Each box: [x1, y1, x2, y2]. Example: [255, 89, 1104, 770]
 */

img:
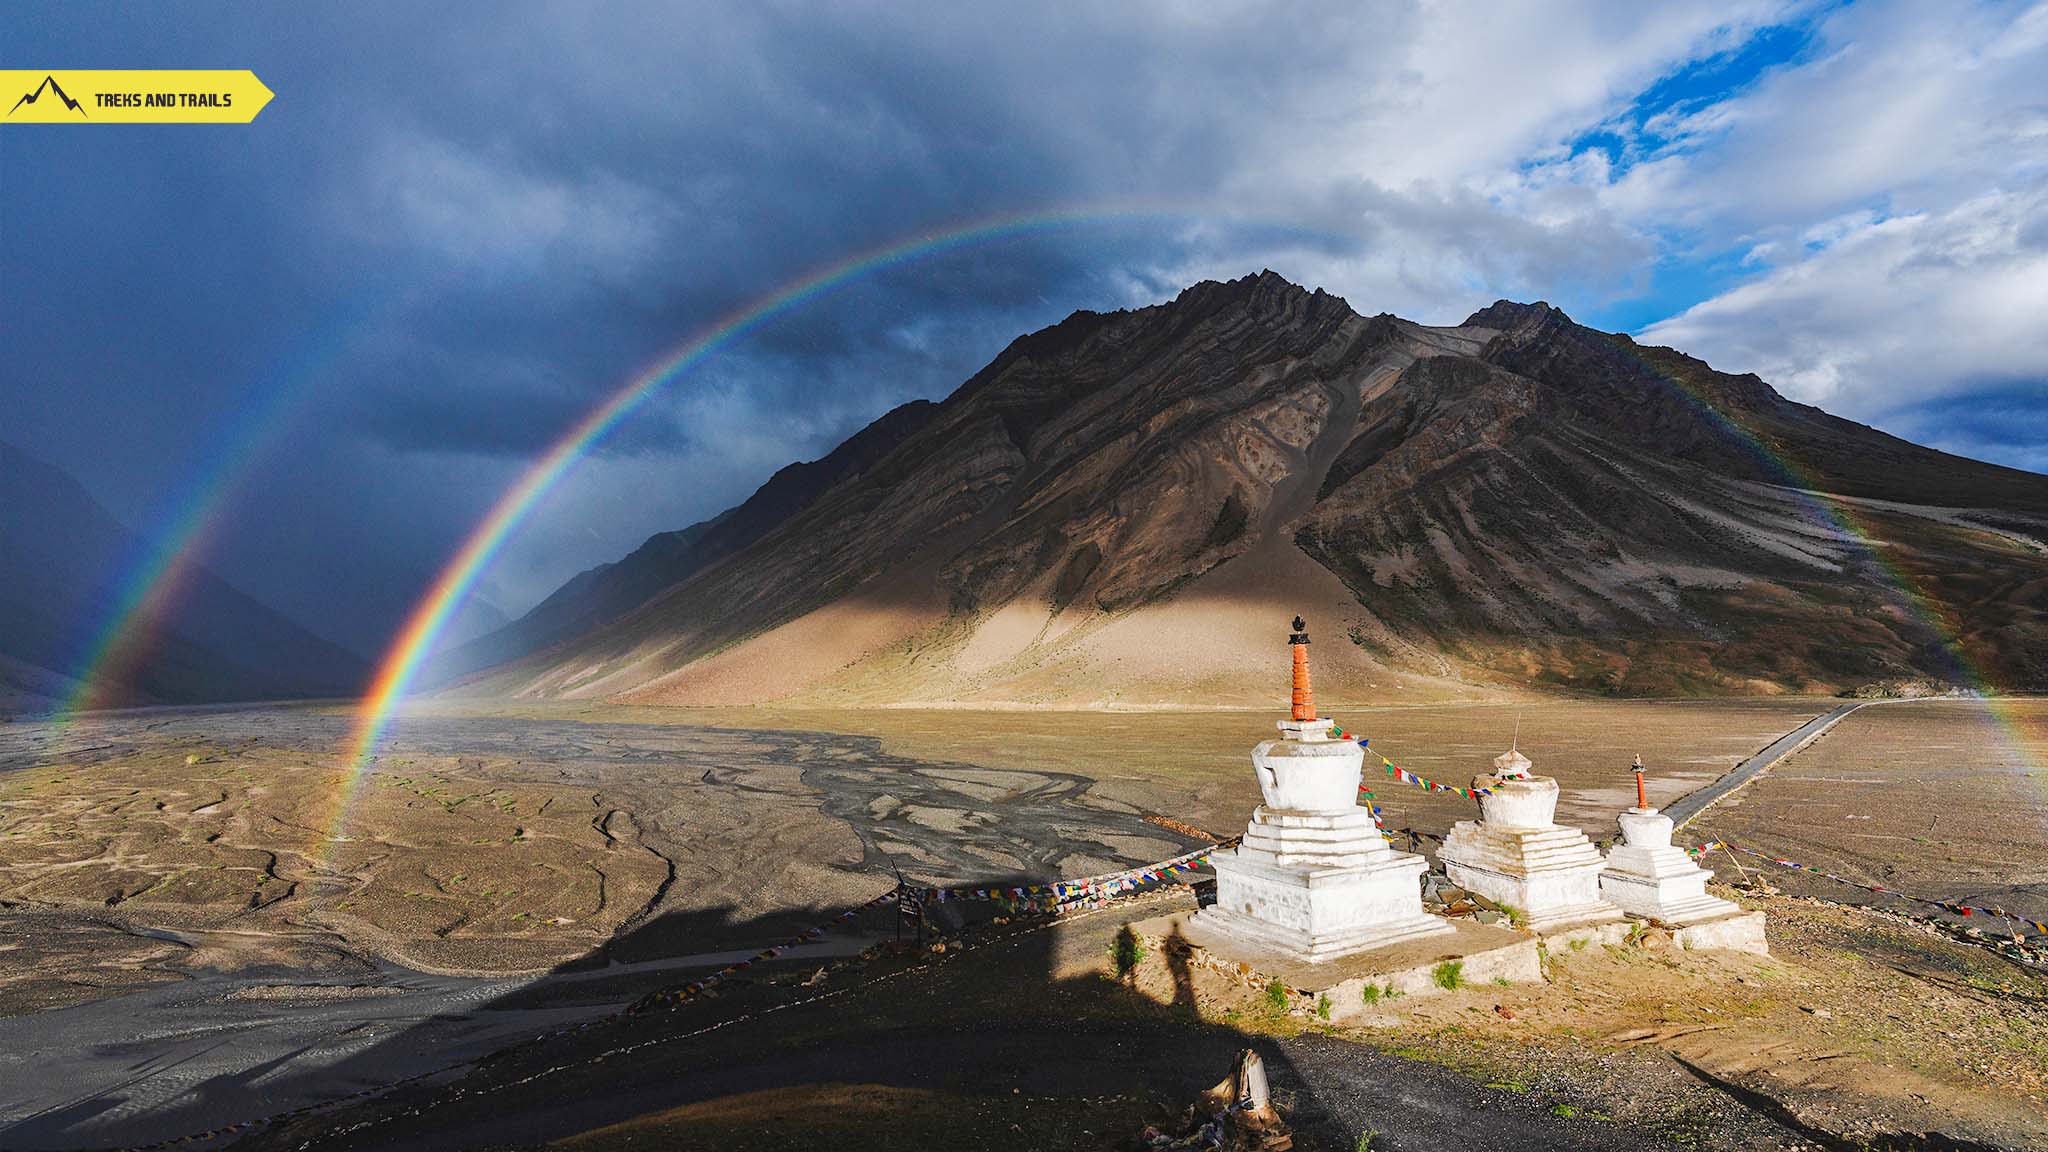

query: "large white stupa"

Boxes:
[1192, 617, 1451, 961]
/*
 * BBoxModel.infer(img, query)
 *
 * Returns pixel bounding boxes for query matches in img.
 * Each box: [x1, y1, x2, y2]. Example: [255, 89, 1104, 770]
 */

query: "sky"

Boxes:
[3, 0, 2045, 658]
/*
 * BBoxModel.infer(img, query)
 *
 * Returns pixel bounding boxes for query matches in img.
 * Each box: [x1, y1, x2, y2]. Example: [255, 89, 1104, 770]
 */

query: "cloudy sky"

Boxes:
[5, 1, 2045, 656]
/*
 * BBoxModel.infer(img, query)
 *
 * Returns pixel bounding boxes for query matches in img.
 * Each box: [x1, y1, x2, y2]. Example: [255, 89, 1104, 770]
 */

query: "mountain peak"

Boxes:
[1462, 299, 1569, 330]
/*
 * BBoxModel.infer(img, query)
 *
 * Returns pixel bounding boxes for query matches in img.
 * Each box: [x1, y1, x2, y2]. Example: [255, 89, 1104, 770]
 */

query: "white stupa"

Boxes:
[1193, 617, 1451, 961]
[1436, 743, 1622, 933]
[1600, 759, 1768, 952]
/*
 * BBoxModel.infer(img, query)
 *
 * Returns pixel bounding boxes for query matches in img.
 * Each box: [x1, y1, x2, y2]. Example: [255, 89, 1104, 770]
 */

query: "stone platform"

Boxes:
[1440, 819, 1621, 934]
[1671, 909, 1769, 954]
[1132, 910, 1539, 1024]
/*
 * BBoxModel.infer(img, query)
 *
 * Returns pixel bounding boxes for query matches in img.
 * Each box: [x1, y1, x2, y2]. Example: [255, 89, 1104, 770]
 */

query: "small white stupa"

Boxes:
[1437, 741, 1622, 934]
[1194, 617, 1451, 961]
[1600, 757, 1768, 953]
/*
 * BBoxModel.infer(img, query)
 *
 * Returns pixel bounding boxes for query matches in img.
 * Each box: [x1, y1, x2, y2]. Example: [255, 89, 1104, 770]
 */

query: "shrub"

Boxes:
[1109, 925, 1146, 977]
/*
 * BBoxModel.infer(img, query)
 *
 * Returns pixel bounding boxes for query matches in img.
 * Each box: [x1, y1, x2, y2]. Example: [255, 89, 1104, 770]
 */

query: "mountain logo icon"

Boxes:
[9, 75, 87, 118]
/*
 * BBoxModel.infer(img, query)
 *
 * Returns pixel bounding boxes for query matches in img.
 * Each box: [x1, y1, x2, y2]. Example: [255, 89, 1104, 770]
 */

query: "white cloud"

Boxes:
[1597, 1, 2048, 233]
[1641, 189, 2048, 413]
[1598, 1, 2048, 423]
[1076, 1, 1800, 318]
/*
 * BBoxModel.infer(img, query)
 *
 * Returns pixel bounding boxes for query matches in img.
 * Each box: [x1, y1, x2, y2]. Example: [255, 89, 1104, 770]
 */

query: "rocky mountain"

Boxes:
[424, 398, 938, 684]
[0, 438, 367, 712]
[446, 273, 2048, 705]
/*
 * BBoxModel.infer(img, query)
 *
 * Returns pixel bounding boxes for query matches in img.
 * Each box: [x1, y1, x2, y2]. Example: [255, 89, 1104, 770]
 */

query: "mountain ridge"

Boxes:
[445, 273, 2048, 705]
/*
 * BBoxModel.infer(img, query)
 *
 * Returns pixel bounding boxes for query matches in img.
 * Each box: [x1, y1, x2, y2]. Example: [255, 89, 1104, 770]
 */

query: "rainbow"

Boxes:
[59, 298, 378, 715]
[328, 206, 1356, 842]
[1626, 353, 2046, 773]
[330, 209, 2040, 847]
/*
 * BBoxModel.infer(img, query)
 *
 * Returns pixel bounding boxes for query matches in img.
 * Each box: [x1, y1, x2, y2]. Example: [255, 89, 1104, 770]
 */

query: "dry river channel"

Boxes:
[0, 705, 1200, 1150]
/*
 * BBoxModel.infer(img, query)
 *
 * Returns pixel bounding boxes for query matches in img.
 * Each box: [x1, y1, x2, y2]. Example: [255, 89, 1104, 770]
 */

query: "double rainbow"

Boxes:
[54, 205, 2026, 844]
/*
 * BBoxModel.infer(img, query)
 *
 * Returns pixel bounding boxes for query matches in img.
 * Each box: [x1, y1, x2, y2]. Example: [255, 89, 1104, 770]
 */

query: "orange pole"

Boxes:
[1289, 617, 1315, 721]
[1633, 754, 1647, 808]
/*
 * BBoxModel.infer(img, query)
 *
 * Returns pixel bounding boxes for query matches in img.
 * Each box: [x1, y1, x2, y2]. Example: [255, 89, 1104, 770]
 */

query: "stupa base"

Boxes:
[1599, 870, 1746, 926]
[1198, 847, 1453, 963]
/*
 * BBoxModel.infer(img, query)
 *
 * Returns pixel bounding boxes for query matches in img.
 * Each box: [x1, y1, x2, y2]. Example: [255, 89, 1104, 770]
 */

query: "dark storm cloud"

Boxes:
[5, 1, 2037, 653]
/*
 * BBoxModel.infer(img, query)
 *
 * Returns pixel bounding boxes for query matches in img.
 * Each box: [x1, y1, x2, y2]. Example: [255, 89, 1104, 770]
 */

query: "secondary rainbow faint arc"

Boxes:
[335, 205, 1328, 838]
[1625, 348, 2043, 779]
[60, 295, 381, 716]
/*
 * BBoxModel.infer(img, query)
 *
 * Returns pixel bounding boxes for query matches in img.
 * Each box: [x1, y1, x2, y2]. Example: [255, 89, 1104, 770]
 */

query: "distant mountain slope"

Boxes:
[449, 273, 2048, 705]
[422, 398, 938, 684]
[0, 439, 367, 711]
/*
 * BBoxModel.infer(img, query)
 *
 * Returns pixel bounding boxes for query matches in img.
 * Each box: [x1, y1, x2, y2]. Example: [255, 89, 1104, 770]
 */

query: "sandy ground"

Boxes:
[1691, 697, 2048, 930]
[3, 696, 2045, 1149]
[418, 696, 1831, 844]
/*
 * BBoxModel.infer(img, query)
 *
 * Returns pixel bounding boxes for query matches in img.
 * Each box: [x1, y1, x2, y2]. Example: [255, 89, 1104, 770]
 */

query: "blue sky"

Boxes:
[3, 1, 2044, 653]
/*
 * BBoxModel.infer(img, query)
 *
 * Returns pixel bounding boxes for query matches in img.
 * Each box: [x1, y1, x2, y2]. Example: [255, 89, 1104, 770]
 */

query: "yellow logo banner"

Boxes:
[2, 71, 272, 124]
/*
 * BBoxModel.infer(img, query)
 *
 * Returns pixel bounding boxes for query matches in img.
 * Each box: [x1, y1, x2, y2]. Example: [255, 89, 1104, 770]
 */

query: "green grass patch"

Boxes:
[1431, 960, 1465, 991]
[1264, 978, 1290, 1014]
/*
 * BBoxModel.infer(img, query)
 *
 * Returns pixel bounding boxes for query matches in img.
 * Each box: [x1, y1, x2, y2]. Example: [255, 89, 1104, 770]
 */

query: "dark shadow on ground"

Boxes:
[163, 875, 1695, 1152]
[202, 876, 1324, 1151]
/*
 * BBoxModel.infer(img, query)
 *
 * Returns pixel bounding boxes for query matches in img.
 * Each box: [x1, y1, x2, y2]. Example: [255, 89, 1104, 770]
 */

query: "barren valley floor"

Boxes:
[0, 697, 2043, 1150]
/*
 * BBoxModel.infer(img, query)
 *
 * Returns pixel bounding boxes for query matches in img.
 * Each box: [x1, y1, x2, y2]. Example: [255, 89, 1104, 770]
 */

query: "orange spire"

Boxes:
[1288, 615, 1315, 721]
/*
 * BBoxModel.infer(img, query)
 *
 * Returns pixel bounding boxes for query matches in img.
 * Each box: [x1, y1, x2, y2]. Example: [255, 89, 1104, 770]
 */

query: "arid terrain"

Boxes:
[2, 695, 2045, 1149]
[1690, 697, 2048, 934]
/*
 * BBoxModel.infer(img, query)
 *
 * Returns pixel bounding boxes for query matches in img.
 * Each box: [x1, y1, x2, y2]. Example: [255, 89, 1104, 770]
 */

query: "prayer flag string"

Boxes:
[1327, 718, 1492, 801]
[1689, 840, 2047, 938]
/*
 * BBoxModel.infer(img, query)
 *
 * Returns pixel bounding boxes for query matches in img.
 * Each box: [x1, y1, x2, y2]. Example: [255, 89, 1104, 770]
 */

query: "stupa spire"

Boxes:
[1288, 615, 1315, 721]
